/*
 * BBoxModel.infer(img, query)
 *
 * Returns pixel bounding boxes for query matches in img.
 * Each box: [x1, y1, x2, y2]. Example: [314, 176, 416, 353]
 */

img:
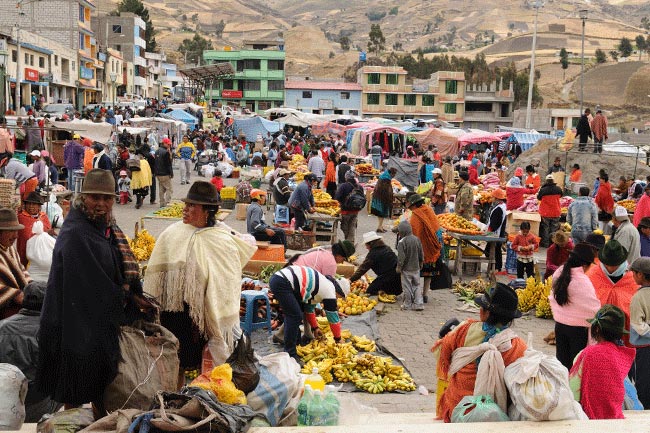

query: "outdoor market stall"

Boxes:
[408, 127, 459, 157]
[162, 109, 198, 131]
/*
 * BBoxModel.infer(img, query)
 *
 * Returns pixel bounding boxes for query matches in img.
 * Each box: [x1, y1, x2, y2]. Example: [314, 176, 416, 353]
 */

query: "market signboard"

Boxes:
[222, 90, 242, 98]
[24, 68, 39, 82]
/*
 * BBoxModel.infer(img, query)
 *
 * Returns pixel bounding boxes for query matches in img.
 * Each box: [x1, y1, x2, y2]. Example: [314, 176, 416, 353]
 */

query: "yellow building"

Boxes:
[358, 66, 465, 123]
[77, 0, 100, 105]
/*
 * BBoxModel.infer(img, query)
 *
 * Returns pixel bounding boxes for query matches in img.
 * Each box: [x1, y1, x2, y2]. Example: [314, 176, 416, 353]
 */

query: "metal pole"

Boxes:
[15, 25, 21, 112]
[525, 1, 541, 130]
[580, 16, 586, 114]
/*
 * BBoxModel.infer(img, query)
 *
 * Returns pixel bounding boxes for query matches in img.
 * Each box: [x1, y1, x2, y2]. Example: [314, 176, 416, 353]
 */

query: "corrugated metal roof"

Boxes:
[284, 81, 362, 91]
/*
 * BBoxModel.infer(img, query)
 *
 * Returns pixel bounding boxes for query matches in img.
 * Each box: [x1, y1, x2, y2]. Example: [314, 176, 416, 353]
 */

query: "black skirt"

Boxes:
[367, 272, 402, 296]
[160, 303, 207, 369]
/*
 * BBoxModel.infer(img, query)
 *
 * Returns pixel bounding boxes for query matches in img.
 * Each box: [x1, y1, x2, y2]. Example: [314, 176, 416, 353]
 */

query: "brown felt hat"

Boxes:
[0, 208, 24, 231]
[23, 191, 44, 205]
[81, 169, 116, 195]
[182, 181, 219, 206]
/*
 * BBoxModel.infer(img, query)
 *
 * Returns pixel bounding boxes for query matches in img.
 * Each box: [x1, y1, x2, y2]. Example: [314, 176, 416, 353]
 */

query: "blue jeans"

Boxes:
[269, 274, 303, 358]
[372, 155, 381, 170]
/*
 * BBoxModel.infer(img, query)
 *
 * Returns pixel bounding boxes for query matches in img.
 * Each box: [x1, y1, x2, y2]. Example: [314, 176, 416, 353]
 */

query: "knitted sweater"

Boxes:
[549, 266, 601, 327]
[511, 232, 538, 260]
[630, 286, 650, 346]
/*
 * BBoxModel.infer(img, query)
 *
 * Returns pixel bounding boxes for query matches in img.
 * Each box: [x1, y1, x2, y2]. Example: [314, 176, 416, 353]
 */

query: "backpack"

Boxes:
[344, 186, 366, 211]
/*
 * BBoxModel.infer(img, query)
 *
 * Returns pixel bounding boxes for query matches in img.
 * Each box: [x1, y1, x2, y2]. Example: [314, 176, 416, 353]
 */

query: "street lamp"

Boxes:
[579, 9, 588, 115]
[109, 72, 117, 110]
[0, 39, 7, 114]
[525, 0, 543, 130]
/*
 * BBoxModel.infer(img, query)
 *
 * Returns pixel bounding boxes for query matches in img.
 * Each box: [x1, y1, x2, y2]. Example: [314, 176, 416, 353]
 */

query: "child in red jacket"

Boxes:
[511, 221, 539, 278]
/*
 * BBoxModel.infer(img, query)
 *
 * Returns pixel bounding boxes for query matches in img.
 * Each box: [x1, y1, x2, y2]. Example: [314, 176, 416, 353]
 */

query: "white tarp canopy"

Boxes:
[602, 141, 646, 158]
[118, 126, 150, 136]
[167, 103, 205, 112]
[46, 119, 114, 144]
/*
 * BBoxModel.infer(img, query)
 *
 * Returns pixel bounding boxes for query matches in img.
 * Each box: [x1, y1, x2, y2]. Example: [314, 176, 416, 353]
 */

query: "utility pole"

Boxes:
[579, 10, 588, 115]
[15, 24, 21, 111]
[525, 0, 543, 130]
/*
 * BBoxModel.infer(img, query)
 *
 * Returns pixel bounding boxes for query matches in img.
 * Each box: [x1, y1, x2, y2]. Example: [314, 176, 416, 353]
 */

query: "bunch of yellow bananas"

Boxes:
[127, 229, 156, 262]
[378, 293, 397, 303]
[337, 293, 377, 315]
[153, 202, 185, 218]
[535, 277, 553, 319]
[517, 276, 552, 313]
[296, 318, 416, 393]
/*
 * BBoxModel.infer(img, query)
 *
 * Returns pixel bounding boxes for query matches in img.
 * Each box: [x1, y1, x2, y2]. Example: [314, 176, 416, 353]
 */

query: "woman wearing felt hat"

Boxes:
[144, 181, 256, 385]
[16, 191, 52, 266]
[544, 230, 574, 280]
[569, 305, 636, 420]
[432, 283, 527, 422]
[349, 231, 402, 296]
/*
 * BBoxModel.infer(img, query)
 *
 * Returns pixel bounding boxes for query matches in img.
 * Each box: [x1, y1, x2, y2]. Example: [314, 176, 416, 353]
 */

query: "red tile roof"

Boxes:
[284, 81, 362, 91]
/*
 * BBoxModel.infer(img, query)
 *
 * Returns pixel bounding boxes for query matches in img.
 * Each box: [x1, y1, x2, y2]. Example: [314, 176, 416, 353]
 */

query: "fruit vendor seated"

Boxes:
[246, 189, 286, 247]
[269, 265, 350, 361]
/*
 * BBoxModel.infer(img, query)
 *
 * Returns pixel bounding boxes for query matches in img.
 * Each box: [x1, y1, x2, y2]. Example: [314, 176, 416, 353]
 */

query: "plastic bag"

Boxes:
[37, 408, 94, 433]
[26, 221, 56, 282]
[451, 395, 509, 423]
[246, 352, 302, 426]
[505, 348, 587, 421]
[191, 363, 247, 405]
[0, 363, 28, 430]
[42, 193, 63, 228]
[225, 335, 260, 394]
[297, 387, 340, 426]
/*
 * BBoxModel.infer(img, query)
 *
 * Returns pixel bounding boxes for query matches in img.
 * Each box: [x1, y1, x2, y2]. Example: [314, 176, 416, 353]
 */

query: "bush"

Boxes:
[366, 11, 386, 21]
[595, 49, 607, 63]
[389, 7, 398, 15]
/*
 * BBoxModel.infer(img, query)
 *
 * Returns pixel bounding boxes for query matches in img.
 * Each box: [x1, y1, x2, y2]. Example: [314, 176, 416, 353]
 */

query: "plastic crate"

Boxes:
[220, 186, 236, 200]
[221, 199, 235, 209]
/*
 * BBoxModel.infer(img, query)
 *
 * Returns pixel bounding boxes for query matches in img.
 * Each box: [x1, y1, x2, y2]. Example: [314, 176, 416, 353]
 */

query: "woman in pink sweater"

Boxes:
[550, 243, 601, 370]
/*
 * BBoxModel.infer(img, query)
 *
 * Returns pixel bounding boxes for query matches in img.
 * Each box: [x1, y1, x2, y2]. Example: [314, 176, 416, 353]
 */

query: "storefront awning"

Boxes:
[8, 78, 49, 86]
[18, 42, 53, 55]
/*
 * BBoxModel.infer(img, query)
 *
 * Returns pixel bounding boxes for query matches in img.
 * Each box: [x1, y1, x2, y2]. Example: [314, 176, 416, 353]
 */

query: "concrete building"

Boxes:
[464, 79, 515, 131]
[145, 51, 179, 99]
[203, 46, 285, 113]
[103, 48, 124, 106]
[93, 13, 147, 96]
[284, 80, 361, 116]
[0, 29, 78, 111]
[512, 108, 582, 134]
[358, 66, 465, 123]
[0, 0, 102, 107]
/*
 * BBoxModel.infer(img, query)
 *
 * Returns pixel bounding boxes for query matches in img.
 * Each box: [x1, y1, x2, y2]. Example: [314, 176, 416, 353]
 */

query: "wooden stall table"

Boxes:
[448, 232, 506, 278]
[309, 213, 341, 245]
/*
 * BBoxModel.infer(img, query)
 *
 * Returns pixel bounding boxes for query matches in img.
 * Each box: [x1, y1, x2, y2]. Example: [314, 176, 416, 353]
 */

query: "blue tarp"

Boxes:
[233, 117, 284, 140]
[509, 132, 554, 151]
[165, 109, 198, 130]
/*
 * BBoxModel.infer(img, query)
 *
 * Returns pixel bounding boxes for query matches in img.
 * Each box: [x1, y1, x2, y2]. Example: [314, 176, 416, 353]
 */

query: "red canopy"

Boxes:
[310, 122, 346, 136]
[458, 131, 502, 146]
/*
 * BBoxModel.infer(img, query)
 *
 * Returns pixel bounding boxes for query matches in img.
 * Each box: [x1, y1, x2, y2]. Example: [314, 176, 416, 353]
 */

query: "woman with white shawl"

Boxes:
[144, 181, 256, 387]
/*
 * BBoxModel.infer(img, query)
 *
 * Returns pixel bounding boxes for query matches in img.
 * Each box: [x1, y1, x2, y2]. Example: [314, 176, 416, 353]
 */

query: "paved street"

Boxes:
[111, 168, 556, 413]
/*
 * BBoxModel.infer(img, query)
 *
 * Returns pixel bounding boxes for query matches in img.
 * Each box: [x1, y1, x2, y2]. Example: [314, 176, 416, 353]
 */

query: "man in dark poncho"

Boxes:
[36, 169, 151, 417]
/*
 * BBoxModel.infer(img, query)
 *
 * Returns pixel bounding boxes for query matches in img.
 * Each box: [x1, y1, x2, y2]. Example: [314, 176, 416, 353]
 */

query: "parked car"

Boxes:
[40, 103, 75, 117]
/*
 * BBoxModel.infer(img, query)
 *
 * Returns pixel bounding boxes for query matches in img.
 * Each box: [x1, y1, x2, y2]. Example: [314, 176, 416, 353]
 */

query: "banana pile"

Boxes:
[378, 293, 397, 303]
[296, 319, 416, 393]
[337, 292, 378, 315]
[289, 155, 311, 183]
[313, 189, 341, 216]
[516, 276, 553, 316]
[535, 278, 553, 319]
[452, 277, 489, 304]
[153, 202, 184, 218]
[128, 229, 156, 262]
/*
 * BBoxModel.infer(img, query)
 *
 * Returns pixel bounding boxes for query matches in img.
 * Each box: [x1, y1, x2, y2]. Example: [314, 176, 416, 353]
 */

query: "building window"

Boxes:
[39, 57, 45, 68]
[222, 79, 234, 89]
[367, 93, 379, 105]
[302, 91, 312, 99]
[243, 80, 261, 91]
[115, 45, 121, 52]
[350, 110, 359, 116]
[340, 91, 350, 100]
[404, 94, 416, 106]
[78, 4, 84, 22]
[268, 80, 284, 91]
[54, 55, 58, 66]
[236, 60, 244, 72]
[422, 95, 434, 106]
[385, 94, 398, 105]
[444, 103, 457, 114]
[445, 80, 458, 94]
[72, 61, 75, 70]
[258, 101, 271, 110]
[243, 59, 261, 70]
[367, 73, 380, 85]
[112, 25, 122, 34]
[268, 60, 284, 70]
[134, 46, 140, 57]
[386, 74, 398, 85]
[11, 50, 16, 62]
[24, 53, 29, 64]
[79, 33, 85, 50]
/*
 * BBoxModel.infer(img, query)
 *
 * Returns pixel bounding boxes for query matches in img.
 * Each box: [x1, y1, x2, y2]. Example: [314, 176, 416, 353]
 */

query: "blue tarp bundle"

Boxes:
[508, 132, 554, 151]
[233, 117, 284, 140]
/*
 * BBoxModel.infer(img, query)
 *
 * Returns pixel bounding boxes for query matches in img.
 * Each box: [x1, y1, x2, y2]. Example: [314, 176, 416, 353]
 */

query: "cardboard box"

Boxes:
[505, 211, 541, 236]
[235, 203, 249, 220]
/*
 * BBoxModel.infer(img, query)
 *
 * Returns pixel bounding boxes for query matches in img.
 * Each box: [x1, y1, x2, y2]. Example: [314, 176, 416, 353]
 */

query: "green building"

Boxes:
[203, 46, 285, 114]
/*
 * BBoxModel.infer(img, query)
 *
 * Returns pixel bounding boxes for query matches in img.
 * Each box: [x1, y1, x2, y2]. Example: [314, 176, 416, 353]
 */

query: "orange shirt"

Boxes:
[524, 173, 541, 191]
[17, 211, 52, 266]
[570, 169, 582, 183]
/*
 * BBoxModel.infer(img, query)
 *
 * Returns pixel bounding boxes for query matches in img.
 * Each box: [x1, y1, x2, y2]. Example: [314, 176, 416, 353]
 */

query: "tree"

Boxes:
[434, 13, 444, 28]
[595, 49, 607, 63]
[367, 24, 386, 55]
[329, 51, 335, 59]
[116, 0, 157, 52]
[178, 33, 213, 65]
[214, 19, 225, 38]
[636, 35, 647, 61]
[340, 36, 351, 51]
[641, 17, 650, 31]
[191, 13, 198, 23]
[610, 50, 619, 61]
[618, 37, 633, 58]
[559, 48, 569, 80]
[389, 7, 398, 15]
